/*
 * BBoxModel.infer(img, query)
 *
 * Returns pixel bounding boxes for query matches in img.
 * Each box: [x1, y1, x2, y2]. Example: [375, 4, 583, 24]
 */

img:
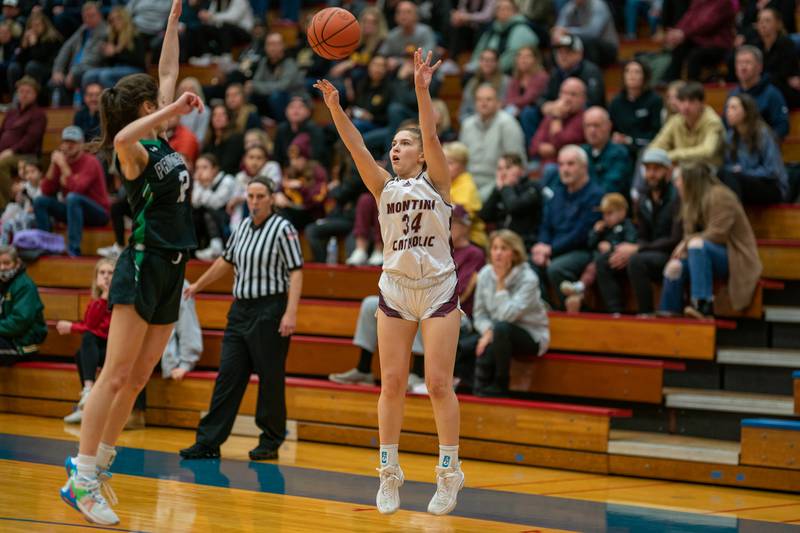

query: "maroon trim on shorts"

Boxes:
[429, 285, 459, 318]
[378, 292, 404, 319]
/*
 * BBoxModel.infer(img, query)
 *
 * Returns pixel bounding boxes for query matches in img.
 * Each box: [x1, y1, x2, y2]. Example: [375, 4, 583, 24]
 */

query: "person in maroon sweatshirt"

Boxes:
[529, 77, 587, 166]
[33, 125, 110, 256]
[0, 76, 47, 209]
[57, 257, 114, 424]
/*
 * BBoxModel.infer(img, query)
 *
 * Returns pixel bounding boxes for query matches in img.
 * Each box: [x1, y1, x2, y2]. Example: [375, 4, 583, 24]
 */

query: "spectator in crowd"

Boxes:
[207, 20, 265, 93]
[531, 145, 603, 307]
[459, 49, 509, 122]
[432, 98, 457, 143]
[0, 76, 45, 207]
[273, 94, 328, 169]
[649, 82, 725, 167]
[34, 126, 109, 256]
[274, 133, 328, 232]
[459, 83, 526, 200]
[722, 93, 788, 204]
[7, 11, 61, 91]
[166, 115, 200, 171]
[442, 142, 486, 247]
[60, 257, 114, 424]
[192, 153, 236, 261]
[529, 77, 587, 167]
[582, 106, 633, 196]
[202, 104, 244, 175]
[327, 6, 387, 86]
[48, 0, 83, 39]
[553, 0, 619, 67]
[479, 153, 543, 250]
[560, 192, 637, 311]
[182, 0, 253, 62]
[737, 0, 796, 46]
[503, 46, 549, 119]
[73, 81, 101, 141]
[176, 77, 210, 145]
[246, 32, 304, 122]
[624, 0, 660, 40]
[49, 2, 106, 105]
[662, 79, 685, 123]
[659, 162, 761, 319]
[609, 59, 663, 157]
[0, 244, 45, 366]
[377, 1, 436, 72]
[754, 7, 800, 108]
[447, 0, 497, 64]
[0, 157, 39, 245]
[1, 0, 23, 34]
[381, 0, 450, 37]
[472, 229, 549, 397]
[81, 7, 145, 89]
[466, 0, 538, 74]
[126, 0, 170, 51]
[159, 279, 203, 380]
[225, 83, 260, 134]
[347, 54, 391, 140]
[0, 20, 18, 99]
[728, 45, 789, 139]
[229, 144, 282, 232]
[664, 0, 735, 81]
[596, 148, 682, 315]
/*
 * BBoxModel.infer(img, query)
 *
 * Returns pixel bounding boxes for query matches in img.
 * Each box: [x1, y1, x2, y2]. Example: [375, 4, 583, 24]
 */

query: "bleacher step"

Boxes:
[716, 347, 800, 368]
[663, 387, 795, 416]
[608, 430, 740, 465]
[764, 306, 800, 323]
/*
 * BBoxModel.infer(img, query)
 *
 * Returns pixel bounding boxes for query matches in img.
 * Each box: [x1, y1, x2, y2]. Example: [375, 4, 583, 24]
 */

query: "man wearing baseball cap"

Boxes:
[33, 125, 110, 256]
[595, 147, 682, 315]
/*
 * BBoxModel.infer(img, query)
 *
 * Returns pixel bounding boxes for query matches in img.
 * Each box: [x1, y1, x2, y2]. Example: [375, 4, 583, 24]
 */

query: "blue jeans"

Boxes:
[659, 240, 729, 313]
[519, 105, 541, 150]
[34, 193, 110, 256]
[82, 66, 144, 89]
[624, 0, 659, 37]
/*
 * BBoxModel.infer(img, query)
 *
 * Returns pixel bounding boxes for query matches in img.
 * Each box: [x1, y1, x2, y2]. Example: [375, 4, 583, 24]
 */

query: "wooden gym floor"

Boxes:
[0, 414, 799, 532]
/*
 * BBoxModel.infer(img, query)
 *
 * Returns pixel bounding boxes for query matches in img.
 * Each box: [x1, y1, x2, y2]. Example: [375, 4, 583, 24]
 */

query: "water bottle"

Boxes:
[326, 237, 338, 265]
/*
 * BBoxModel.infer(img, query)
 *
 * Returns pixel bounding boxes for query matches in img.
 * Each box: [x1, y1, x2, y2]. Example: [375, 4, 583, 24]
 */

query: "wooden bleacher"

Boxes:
[795, 371, 800, 416]
[740, 418, 800, 470]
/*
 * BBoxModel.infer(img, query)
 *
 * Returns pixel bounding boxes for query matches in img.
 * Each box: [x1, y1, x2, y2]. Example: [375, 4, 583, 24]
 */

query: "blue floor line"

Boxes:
[2, 433, 798, 532]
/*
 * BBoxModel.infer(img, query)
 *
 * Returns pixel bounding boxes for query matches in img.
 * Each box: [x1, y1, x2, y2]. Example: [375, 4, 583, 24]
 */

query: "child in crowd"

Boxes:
[0, 159, 42, 245]
[60, 258, 115, 424]
[274, 133, 328, 231]
[228, 144, 282, 232]
[192, 153, 236, 261]
[560, 193, 638, 312]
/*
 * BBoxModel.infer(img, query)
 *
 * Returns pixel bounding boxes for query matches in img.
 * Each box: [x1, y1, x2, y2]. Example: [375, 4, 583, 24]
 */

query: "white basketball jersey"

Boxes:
[378, 172, 455, 281]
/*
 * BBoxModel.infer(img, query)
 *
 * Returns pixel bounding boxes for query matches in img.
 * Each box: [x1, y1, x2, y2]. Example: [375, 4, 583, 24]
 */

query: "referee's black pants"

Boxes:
[196, 294, 290, 450]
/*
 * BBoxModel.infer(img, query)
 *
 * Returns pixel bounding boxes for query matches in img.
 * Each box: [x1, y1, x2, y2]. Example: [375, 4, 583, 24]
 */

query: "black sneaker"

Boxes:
[179, 442, 221, 459]
[249, 446, 279, 461]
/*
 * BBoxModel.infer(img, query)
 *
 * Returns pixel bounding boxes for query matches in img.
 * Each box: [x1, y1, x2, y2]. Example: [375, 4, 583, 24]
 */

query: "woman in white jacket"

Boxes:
[472, 229, 549, 397]
[192, 153, 237, 260]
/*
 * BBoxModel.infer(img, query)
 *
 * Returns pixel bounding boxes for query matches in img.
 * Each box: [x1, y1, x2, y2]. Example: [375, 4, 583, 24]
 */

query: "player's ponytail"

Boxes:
[92, 73, 159, 161]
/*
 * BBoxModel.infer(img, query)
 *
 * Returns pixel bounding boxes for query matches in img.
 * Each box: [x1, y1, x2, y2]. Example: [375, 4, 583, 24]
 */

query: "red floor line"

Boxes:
[705, 502, 800, 514]
[540, 481, 670, 496]
[473, 476, 600, 490]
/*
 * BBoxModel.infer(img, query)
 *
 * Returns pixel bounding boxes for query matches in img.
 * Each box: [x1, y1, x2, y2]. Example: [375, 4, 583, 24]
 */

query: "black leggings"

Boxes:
[474, 321, 539, 391]
[0, 336, 17, 366]
[720, 171, 785, 205]
[76, 332, 107, 383]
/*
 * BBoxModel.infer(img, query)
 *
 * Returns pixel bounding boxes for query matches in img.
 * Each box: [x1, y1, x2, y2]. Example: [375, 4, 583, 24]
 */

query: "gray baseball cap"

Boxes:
[641, 147, 671, 167]
[61, 125, 84, 143]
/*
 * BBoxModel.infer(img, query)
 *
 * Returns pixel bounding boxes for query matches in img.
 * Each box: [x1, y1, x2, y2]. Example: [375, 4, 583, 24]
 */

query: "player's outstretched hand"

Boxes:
[314, 79, 339, 109]
[173, 91, 204, 116]
[168, 0, 182, 22]
[414, 48, 441, 91]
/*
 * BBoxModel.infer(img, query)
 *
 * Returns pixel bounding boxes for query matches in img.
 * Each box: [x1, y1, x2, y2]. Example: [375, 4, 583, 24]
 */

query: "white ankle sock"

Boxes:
[379, 444, 399, 467]
[438, 445, 459, 469]
[76, 454, 96, 479]
[97, 442, 116, 470]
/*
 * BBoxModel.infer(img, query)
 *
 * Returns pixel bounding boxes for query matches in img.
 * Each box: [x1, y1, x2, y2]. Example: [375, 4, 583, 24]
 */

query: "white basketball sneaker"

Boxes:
[60, 473, 119, 525]
[376, 464, 404, 514]
[427, 464, 465, 515]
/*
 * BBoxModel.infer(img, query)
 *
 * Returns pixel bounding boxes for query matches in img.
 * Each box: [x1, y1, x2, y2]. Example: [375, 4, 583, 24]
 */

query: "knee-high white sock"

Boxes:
[76, 454, 96, 479]
[438, 445, 459, 469]
[379, 444, 399, 468]
[97, 442, 116, 470]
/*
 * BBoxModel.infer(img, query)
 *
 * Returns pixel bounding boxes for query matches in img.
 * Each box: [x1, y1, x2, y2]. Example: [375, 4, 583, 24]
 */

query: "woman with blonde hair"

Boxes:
[82, 7, 146, 89]
[7, 11, 62, 89]
[177, 77, 210, 143]
[471, 229, 549, 397]
[503, 45, 549, 118]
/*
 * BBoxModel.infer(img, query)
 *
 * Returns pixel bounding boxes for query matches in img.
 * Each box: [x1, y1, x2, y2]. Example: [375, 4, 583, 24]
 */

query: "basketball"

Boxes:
[307, 7, 361, 60]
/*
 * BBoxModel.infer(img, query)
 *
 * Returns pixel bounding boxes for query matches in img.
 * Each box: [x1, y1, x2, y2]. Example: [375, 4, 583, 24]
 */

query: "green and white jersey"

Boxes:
[119, 138, 197, 251]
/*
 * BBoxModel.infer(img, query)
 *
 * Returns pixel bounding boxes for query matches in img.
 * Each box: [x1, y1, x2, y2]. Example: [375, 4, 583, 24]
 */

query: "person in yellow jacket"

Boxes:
[443, 142, 487, 248]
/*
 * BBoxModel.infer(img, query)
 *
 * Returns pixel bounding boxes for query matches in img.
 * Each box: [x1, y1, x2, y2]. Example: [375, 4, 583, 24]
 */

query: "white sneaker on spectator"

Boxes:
[195, 238, 224, 261]
[411, 382, 428, 395]
[407, 373, 424, 391]
[427, 464, 465, 515]
[367, 250, 383, 266]
[346, 248, 368, 266]
[64, 385, 92, 424]
[376, 464, 404, 514]
[188, 54, 213, 66]
[329, 368, 375, 386]
[560, 280, 585, 297]
[96, 243, 122, 259]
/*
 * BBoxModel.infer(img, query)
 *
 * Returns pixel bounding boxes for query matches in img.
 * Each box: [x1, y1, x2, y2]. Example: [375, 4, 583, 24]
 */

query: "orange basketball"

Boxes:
[307, 7, 361, 60]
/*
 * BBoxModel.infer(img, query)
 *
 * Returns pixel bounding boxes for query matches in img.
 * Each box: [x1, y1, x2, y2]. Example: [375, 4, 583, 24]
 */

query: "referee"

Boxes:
[179, 177, 303, 461]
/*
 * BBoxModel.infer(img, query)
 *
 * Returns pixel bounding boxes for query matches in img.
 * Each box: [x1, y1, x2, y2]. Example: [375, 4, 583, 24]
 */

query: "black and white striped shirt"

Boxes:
[222, 214, 304, 299]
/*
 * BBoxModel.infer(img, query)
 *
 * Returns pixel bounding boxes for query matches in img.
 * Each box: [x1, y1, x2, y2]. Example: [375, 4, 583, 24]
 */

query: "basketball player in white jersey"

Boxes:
[315, 50, 464, 516]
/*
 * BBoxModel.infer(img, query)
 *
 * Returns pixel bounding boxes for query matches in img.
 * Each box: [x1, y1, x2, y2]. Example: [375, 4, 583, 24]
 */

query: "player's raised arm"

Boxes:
[314, 79, 390, 198]
[413, 49, 449, 199]
[158, 0, 182, 109]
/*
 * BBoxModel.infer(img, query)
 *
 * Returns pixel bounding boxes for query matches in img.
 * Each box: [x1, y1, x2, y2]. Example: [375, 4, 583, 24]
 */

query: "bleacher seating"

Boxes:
[740, 418, 800, 470]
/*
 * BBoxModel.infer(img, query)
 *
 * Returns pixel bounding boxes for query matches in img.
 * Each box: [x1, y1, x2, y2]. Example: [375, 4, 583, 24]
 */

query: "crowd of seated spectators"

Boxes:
[0, 0, 798, 400]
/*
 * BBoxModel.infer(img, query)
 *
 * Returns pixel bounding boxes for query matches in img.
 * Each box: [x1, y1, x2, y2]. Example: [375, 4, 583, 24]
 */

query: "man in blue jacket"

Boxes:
[728, 45, 789, 140]
[531, 144, 604, 308]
